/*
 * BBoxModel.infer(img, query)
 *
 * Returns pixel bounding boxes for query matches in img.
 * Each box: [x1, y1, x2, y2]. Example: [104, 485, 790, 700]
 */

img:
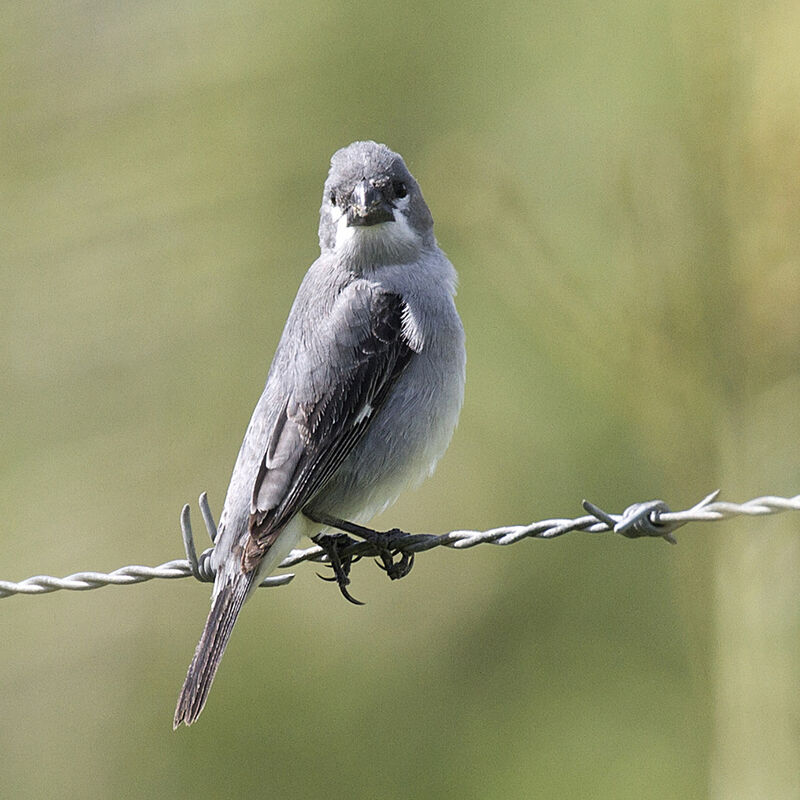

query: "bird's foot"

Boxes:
[312, 533, 364, 605]
[319, 519, 415, 581]
[306, 512, 419, 601]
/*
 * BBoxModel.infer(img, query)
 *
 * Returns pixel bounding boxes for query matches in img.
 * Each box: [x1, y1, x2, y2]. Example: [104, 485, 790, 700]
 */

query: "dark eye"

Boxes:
[393, 181, 408, 199]
[329, 190, 337, 206]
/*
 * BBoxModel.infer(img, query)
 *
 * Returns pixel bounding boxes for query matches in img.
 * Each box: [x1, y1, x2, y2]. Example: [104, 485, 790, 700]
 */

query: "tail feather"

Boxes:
[173, 575, 252, 729]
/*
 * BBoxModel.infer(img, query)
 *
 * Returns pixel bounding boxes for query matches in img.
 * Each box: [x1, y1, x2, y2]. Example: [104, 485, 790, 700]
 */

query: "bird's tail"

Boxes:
[173, 573, 253, 729]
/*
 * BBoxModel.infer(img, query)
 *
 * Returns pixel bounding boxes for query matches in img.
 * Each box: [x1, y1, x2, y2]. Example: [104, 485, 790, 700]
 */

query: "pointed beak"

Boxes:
[346, 179, 395, 227]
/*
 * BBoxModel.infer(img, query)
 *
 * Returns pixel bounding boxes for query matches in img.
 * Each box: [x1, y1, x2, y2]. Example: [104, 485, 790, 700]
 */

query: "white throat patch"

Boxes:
[333, 197, 421, 258]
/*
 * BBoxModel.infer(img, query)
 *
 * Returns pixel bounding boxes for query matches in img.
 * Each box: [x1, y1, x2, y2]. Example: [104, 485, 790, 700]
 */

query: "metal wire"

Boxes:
[1, 491, 797, 599]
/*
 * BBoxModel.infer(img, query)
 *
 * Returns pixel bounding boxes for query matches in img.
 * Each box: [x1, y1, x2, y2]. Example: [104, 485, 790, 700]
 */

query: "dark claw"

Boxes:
[394, 551, 414, 579]
[388, 550, 415, 580]
[312, 533, 365, 605]
[373, 547, 415, 580]
[338, 584, 365, 606]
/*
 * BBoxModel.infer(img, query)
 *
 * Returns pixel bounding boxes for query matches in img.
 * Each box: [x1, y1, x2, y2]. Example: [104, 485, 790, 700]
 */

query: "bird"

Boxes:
[173, 140, 466, 728]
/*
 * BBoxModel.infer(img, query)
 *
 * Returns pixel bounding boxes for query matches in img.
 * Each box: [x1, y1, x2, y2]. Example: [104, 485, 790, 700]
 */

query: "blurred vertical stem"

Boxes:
[713, 417, 800, 800]
[675, 1, 800, 796]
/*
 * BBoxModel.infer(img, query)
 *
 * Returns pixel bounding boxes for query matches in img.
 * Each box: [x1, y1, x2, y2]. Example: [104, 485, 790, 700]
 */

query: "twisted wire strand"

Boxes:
[1, 491, 797, 599]
[0, 562, 294, 598]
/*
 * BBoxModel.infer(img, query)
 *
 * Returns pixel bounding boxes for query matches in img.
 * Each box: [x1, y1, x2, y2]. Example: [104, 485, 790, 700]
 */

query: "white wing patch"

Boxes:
[400, 302, 424, 353]
[354, 402, 374, 425]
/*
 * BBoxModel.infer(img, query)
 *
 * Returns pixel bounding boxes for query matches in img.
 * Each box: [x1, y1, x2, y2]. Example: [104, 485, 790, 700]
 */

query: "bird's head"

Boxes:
[318, 141, 434, 266]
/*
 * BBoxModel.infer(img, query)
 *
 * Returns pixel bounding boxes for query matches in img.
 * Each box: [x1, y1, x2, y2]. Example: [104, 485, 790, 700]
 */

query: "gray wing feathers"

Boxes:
[253, 400, 304, 512]
[244, 286, 418, 569]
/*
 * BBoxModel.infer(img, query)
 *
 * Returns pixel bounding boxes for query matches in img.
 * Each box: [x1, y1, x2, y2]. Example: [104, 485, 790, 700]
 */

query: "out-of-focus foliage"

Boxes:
[2, 2, 798, 798]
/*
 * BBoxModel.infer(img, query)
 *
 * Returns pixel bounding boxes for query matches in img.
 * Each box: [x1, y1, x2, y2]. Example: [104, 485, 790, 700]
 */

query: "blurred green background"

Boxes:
[2, 1, 798, 797]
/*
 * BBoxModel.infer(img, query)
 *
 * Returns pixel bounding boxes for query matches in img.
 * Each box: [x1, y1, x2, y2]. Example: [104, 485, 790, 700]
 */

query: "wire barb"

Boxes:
[1, 491, 798, 600]
[583, 499, 683, 543]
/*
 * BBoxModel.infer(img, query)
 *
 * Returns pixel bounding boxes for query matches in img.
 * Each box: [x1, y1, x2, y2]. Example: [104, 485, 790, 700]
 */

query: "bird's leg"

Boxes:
[306, 512, 415, 581]
[311, 532, 364, 605]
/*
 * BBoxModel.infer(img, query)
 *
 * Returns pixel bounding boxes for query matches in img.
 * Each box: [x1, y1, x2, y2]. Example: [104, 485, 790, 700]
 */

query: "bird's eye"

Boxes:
[393, 181, 408, 199]
[329, 191, 337, 206]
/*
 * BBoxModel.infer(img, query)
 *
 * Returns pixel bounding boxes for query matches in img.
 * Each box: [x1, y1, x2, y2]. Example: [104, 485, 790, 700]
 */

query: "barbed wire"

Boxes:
[1, 490, 798, 600]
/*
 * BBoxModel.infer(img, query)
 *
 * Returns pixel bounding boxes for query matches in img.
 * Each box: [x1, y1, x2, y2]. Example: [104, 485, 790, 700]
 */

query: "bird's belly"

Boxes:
[304, 349, 464, 526]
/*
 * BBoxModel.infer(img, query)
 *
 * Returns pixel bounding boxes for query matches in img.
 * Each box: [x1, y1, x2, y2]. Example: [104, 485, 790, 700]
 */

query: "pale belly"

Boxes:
[303, 340, 465, 526]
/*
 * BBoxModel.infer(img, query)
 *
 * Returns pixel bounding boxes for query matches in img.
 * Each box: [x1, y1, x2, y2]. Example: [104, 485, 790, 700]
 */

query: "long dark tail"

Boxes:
[173, 574, 252, 729]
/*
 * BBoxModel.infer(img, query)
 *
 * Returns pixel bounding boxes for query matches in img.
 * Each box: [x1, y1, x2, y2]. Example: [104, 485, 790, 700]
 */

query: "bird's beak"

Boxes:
[346, 179, 395, 227]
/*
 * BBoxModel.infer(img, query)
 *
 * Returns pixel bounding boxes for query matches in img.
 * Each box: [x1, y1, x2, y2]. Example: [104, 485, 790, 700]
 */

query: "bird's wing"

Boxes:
[243, 287, 420, 567]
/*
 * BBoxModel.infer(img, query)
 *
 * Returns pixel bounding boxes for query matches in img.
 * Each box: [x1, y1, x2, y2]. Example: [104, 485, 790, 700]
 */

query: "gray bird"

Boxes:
[173, 141, 466, 728]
